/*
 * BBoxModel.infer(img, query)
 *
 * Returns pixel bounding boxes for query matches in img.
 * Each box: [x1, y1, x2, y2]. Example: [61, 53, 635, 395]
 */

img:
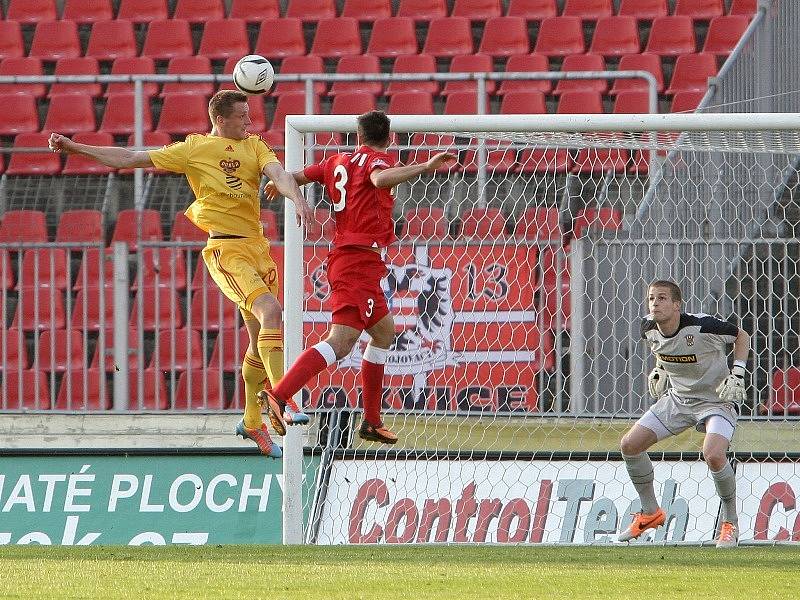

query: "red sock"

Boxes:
[361, 345, 388, 426]
[272, 343, 335, 403]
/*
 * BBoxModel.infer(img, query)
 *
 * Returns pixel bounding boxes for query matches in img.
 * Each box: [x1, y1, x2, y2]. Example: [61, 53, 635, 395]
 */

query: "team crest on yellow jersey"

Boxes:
[219, 158, 243, 190]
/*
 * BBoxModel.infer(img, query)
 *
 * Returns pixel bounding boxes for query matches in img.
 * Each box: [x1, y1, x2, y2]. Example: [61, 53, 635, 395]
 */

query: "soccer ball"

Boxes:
[232, 54, 275, 95]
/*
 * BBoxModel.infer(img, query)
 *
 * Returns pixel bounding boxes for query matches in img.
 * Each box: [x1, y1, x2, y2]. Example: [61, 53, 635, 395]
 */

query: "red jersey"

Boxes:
[303, 145, 396, 249]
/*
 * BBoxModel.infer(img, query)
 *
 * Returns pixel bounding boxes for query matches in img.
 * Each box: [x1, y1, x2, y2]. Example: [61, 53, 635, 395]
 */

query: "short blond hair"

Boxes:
[648, 280, 682, 302]
[208, 90, 248, 122]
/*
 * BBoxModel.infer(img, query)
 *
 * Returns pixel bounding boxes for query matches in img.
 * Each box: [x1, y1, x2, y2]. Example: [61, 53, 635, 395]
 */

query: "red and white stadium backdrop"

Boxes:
[288, 243, 549, 413]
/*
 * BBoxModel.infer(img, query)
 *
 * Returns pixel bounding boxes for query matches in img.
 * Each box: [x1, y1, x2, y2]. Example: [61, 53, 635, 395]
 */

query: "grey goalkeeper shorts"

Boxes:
[638, 390, 738, 440]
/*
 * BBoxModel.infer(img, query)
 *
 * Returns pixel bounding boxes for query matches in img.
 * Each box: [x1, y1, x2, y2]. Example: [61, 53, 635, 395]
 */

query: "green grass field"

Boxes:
[2, 546, 799, 600]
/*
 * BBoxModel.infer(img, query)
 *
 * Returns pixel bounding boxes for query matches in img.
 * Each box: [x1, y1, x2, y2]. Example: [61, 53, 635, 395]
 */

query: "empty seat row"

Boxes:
[0, 14, 749, 63]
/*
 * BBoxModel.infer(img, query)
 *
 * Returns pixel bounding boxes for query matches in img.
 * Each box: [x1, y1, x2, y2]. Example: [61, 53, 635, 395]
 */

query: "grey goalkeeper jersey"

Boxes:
[641, 312, 739, 403]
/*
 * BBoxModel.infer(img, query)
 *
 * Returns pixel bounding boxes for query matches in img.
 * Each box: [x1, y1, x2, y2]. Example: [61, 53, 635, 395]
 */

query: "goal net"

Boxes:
[278, 114, 800, 546]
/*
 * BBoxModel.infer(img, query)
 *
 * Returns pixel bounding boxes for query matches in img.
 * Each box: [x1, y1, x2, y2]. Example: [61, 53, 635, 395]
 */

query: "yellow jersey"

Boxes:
[148, 133, 279, 238]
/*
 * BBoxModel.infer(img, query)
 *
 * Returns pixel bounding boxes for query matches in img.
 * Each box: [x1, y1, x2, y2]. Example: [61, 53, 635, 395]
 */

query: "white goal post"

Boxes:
[281, 113, 800, 545]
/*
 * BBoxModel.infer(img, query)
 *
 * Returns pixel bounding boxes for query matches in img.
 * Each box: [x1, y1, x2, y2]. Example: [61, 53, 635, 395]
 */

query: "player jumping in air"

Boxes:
[49, 90, 313, 458]
[262, 110, 455, 444]
[619, 280, 750, 548]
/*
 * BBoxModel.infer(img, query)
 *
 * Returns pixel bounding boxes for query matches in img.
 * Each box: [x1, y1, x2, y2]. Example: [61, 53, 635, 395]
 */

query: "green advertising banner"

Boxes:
[0, 451, 320, 545]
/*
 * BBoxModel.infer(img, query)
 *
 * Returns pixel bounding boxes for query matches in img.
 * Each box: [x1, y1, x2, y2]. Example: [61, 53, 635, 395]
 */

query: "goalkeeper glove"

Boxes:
[647, 366, 668, 400]
[717, 365, 747, 404]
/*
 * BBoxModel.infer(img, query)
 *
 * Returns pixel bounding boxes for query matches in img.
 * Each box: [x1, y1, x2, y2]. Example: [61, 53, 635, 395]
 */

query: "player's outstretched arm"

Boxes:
[371, 152, 456, 188]
[262, 171, 311, 202]
[48, 133, 154, 169]
[263, 162, 314, 227]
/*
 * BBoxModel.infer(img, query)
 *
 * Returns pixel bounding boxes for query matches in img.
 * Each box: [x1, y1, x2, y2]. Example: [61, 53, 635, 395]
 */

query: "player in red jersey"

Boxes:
[262, 110, 455, 443]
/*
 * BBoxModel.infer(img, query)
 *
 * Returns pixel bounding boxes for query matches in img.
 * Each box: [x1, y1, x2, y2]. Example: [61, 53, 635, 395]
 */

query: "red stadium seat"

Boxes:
[117, 0, 168, 23]
[37, 329, 85, 372]
[645, 16, 697, 56]
[387, 90, 434, 114]
[149, 328, 204, 372]
[161, 56, 214, 97]
[534, 17, 585, 57]
[270, 92, 320, 132]
[451, 0, 502, 20]
[443, 54, 496, 95]
[618, 0, 667, 20]
[111, 208, 164, 250]
[188, 288, 239, 331]
[17, 248, 69, 290]
[137, 247, 189, 291]
[0, 251, 15, 291]
[260, 209, 279, 240]
[130, 287, 184, 331]
[613, 90, 651, 114]
[330, 92, 376, 115]
[500, 90, 547, 114]
[515, 206, 560, 239]
[43, 95, 96, 135]
[273, 55, 325, 96]
[423, 17, 473, 57]
[516, 148, 572, 173]
[444, 91, 490, 114]
[562, 0, 612, 19]
[460, 208, 506, 239]
[55, 369, 110, 411]
[208, 326, 249, 371]
[506, 0, 557, 19]
[385, 54, 438, 96]
[174, 369, 226, 410]
[498, 54, 551, 95]
[72, 287, 114, 331]
[554, 54, 607, 95]
[397, 0, 447, 21]
[100, 94, 154, 136]
[610, 53, 664, 94]
[311, 17, 362, 58]
[330, 55, 382, 97]
[198, 19, 250, 61]
[403, 208, 447, 240]
[573, 206, 622, 236]
[0, 210, 48, 243]
[703, 15, 749, 56]
[462, 140, 519, 174]
[171, 212, 206, 243]
[91, 327, 139, 372]
[12, 287, 66, 331]
[589, 16, 640, 57]
[55, 209, 104, 243]
[63, 0, 113, 23]
[670, 90, 706, 112]
[5, 134, 61, 176]
[0, 57, 46, 99]
[572, 148, 629, 174]
[0, 328, 28, 371]
[479, 17, 529, 57]
[7, 0, 56, 23]
[342, 0, 392, 21]
[73, 250, 114, 291]
[158, 93, 211, 135]
[287, 0, 336, 21]
[729, 0, 758, 16]
[556, 90, 603, 114]
[142, 19, 194, 60]
[173, 0, 225, 23]
[367, 17, 418, 58]
[29, 21, 81, 61]
[406, 133, 458, 172]
[0, 21, 25, 60]
[3, 370, 50, 410]
[768, 367, 800, 416]
[51, 57, 102, 97]
[666, 53, 717, 95]
[105, 57, 159, 98]
[86, 20, 137, 61]
[230, 0, 280, 21]
[254, 18, 306, 60]
[674, 0, 723, 20]
[129, 369, 169, 410]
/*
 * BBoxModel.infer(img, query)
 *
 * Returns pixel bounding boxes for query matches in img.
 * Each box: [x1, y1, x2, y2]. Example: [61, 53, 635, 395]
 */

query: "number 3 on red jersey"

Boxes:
[332, 152, 371, 212]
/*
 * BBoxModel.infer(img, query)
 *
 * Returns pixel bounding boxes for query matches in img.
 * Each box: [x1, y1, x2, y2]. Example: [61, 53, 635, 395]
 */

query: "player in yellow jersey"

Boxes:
[48, 90, 312, 458]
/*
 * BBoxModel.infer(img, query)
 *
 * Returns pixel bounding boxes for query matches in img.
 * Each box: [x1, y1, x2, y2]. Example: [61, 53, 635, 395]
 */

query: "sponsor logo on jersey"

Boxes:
[658, 353, 698, 363]
[225, 145, 234, 152]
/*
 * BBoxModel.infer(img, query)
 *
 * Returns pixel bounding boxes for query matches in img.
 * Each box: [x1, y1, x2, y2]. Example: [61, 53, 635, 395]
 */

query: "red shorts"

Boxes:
[327, 247, 389, 330]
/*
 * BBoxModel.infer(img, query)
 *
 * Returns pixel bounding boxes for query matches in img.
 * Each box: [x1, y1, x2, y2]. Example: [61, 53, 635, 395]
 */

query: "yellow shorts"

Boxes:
[201, 236, 279, 320]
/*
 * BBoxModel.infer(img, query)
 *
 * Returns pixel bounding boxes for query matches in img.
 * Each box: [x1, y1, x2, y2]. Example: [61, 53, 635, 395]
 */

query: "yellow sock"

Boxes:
[241, 352, 267, 429]
[257, 328, 284, 387]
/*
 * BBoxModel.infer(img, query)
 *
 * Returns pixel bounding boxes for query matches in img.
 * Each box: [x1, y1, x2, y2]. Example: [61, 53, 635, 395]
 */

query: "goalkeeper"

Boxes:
[619, 280, 750, 548]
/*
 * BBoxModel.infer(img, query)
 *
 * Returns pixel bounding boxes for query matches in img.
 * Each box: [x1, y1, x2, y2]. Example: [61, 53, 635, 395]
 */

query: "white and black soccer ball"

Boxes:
[232, 54, 275, 95]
